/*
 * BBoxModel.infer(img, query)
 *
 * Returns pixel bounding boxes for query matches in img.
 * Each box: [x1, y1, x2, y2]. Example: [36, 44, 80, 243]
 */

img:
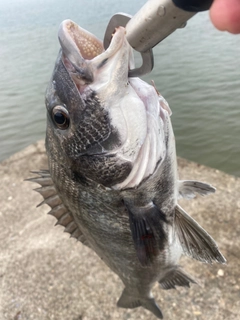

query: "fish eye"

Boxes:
[52, 105, 70, 129]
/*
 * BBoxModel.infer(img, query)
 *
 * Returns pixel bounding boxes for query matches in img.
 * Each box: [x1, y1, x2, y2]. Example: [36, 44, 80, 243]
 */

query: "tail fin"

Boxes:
[117, 288, 163, 319]
[142, 298, 163, 319]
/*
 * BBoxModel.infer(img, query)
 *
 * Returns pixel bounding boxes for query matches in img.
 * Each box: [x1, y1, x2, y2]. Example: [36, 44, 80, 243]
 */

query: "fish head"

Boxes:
[45, 20, 171, 188]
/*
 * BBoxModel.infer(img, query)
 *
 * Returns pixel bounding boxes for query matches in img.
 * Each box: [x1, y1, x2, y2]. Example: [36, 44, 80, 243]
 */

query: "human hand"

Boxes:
[210, 0, 240, 33]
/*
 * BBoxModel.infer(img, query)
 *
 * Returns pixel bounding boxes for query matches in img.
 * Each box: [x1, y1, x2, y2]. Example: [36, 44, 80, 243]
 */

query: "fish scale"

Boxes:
[29, 20, 226, 319]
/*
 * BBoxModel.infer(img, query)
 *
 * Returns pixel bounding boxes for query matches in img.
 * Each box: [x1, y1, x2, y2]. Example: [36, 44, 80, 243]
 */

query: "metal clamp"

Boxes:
[103, 13, 154, 77]
[103, 0, 214, 77]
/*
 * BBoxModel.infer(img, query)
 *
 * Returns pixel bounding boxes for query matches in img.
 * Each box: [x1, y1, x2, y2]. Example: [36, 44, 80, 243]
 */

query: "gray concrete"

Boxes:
[0, 140, 239, 320]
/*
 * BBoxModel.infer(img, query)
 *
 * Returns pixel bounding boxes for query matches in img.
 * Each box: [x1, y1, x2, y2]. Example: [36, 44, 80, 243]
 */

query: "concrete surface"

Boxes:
[0, 140, 239, 320]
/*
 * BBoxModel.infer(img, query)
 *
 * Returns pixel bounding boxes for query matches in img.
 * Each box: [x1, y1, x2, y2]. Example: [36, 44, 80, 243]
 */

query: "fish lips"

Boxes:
[58, 19, 127, 92]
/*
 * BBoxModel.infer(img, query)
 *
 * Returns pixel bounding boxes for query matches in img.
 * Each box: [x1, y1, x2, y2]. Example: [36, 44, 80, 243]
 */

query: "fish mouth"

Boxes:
[58, 20, 127, 90]
[58, 20, 104, 61]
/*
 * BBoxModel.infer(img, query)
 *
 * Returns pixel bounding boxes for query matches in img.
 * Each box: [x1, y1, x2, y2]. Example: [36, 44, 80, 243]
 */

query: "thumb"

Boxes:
[210, 0, 240, 34]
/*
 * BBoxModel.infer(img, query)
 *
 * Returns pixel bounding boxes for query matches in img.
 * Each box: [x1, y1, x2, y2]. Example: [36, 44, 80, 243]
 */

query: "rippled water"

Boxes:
[0, 0, 239, 176]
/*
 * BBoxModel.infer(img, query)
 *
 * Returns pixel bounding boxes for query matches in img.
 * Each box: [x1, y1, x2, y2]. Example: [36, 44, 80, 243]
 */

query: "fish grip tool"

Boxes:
[103, 0, 213, 77]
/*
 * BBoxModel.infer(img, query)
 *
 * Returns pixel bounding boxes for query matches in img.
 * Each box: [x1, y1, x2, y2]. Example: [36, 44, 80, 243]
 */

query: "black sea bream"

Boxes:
[30, 20, 226, 319]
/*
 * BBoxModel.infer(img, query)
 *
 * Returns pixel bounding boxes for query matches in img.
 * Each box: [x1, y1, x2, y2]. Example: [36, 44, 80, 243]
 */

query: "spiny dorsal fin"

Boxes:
[159, 266, 197, 290]
[178, 180, 216, 199]
[175, 205, 226, 264]
[27, 170, 89, 247]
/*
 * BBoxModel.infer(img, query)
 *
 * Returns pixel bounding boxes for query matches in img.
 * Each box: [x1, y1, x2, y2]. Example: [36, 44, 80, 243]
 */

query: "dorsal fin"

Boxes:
[175, 205, 226, 264]
[27, 170, 89, 247]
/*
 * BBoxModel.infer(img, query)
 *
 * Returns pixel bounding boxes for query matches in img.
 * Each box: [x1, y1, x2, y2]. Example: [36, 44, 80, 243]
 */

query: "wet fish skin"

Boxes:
[31, 20, 226, 319]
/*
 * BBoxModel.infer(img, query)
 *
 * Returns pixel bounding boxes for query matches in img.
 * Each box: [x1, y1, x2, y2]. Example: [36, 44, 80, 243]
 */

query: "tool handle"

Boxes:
[126, 0, 213, 53]
[173, 0, 213, 11]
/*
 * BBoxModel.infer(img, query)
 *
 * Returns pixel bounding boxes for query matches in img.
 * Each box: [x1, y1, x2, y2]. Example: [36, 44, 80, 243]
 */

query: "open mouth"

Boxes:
[58, 20, 127, 91]
[58, 20, 104, 60]
[59, 20, 126, 63]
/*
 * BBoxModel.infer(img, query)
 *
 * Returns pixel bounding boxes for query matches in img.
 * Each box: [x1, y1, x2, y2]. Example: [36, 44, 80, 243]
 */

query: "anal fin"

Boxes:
[175, 205, 226, 264]
[159, 266, 197, 290]
[178, 180, 216, 199]
[124, 201, 166, 266]
[117, 288, 163, 319]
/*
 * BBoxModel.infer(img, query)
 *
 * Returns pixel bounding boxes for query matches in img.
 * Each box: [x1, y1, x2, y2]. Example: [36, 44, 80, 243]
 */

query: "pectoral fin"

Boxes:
[159, 266, 197, 290]
[124, 201, 166, 266]
[175, 205, 226, 264]
[178, 180, 216, 199]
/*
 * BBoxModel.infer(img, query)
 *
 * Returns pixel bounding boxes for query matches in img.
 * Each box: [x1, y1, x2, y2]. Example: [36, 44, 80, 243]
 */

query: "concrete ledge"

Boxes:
[0, 140, 239, 320]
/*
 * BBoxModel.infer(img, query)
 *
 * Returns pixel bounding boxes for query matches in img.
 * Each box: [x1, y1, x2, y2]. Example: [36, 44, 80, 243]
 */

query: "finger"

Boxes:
[210, 0, 240, 34]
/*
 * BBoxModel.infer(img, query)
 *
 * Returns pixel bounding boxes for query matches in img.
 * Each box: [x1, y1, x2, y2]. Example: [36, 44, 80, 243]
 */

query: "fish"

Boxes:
[29, 19, 226, 319]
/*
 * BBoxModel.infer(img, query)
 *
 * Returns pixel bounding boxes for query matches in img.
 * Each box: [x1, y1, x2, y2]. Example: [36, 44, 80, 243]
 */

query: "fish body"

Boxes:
[31, 20, 226, 318]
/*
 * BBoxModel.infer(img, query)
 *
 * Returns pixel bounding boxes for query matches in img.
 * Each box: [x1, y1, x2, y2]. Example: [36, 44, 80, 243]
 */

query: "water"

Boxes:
[0, 0, 239, 176]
